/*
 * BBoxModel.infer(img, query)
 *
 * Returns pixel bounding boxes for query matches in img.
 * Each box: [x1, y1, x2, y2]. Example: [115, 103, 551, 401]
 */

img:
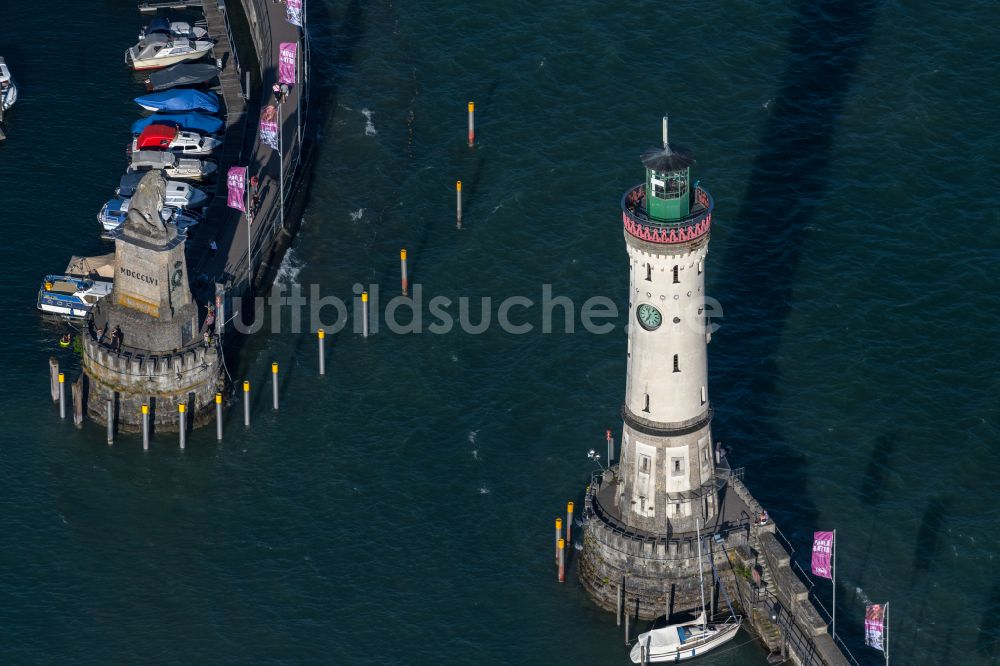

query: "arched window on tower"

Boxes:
[646, 264, 652, 282]
[673, 355, 680, 373]
[643, 394, 650, 413]
[672, 265, 679, 284]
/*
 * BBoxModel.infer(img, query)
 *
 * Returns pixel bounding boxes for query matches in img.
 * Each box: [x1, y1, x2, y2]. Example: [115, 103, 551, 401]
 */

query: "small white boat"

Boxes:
[37, 275, 113, 319]
[98, 197, 204, 233]
[116, 172, 209, 206]
[629, 612, 741, 663]
[0, 57, 17, 111]
[630, 521, 742, 663]
[129, 150, 217, 181]
[132, 124, 221, 156]
[126, 34, 213, 71]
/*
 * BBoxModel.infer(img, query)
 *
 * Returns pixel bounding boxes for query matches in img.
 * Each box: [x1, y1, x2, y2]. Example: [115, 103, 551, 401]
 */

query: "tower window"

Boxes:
[640, 455, 651, 474]
[674, 503, 681, 515]
[672, 266, 679, 284]
[698, 260, 703, 275]
[643, 394, 650, 413]
[645, 264, 652, 282]
[701, 386, 707, 404]
[673, 355, 680, 373]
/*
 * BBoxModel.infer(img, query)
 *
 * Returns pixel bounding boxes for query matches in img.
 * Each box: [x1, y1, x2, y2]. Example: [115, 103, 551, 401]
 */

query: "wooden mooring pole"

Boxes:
[71, 376, 83, 428]
[49, 358, 59, 402]
[106, 398, 114, 445]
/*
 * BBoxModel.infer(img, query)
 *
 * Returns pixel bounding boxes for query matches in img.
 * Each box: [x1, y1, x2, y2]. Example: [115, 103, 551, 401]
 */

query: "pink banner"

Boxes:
[226, 166, 246, 212]
[811, 531, 834, 579]
[279, 42, 297, 85]
[285, 0, 302, 26]
[864, 603, 886, 652]
[259, 105, 279, 150]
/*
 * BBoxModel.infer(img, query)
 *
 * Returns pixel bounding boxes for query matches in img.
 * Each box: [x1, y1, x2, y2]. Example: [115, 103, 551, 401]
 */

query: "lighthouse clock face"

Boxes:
[636, 303, 662, 331]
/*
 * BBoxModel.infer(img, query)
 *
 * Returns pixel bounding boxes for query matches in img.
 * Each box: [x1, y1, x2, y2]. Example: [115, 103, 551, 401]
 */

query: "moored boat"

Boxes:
[37, 275, 113, 319]
[0, 56, 17, 111]
[141, 17, 209, 41]
[145, 62, 219, 92]
[125, 33, 213, 71]
[128, 150, 217, 181]
[131, 112, 223, 136]
[131, 123, 221, 156]
[134, 89, 219, 113]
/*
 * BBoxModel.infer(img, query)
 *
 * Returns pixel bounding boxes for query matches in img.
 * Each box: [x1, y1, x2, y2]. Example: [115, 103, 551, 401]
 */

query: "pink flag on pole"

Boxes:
[259, 105, 279, 149]
[864, 603, 886, 652]
[811, 531, 834, 579]
[278, 42, 297, 85]
[285, 0, 302, 27]
[227, 166, 247, 212]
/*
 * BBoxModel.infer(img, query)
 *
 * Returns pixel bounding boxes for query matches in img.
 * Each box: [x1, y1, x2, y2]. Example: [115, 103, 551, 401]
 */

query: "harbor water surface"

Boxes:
[1, 0, 998, 663]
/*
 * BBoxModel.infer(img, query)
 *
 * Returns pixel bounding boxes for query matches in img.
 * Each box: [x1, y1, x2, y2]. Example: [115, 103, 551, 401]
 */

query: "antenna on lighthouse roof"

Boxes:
[662, 115, 670, 154]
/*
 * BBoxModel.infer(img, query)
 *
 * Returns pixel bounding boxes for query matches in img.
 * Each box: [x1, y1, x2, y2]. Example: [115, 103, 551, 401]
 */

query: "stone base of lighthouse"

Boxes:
[579, 468, 750, 621]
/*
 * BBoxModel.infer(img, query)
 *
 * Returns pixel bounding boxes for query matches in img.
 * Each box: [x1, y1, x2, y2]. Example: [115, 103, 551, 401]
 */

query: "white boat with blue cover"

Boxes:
[131, 112, 223, 136]
[37, 275, 113, 319]
[0, 57, 17, 111]
[134, 89, 219, 113]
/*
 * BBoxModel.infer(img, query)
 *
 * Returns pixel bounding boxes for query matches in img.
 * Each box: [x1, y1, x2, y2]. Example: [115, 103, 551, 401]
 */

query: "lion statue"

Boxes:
[124, 170, 168, 238]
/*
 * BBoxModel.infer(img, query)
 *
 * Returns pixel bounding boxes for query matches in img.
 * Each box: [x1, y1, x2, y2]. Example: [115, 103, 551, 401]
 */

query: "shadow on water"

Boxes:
[713, 0, 883, 529]
[710, 5, 885, 659]
[860, 434, 895, 507]
[977, 582, 1000, 661]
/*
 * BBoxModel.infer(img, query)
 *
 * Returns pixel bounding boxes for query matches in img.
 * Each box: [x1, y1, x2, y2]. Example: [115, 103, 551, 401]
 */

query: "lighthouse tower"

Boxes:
[580, 118, 731, 620]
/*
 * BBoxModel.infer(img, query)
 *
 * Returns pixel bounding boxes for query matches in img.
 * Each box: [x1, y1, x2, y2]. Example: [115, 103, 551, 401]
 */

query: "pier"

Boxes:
[81, 0, 313, 432]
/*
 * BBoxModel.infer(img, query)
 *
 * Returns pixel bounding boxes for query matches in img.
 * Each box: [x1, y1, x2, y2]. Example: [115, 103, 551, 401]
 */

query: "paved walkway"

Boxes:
[189, 0, 305, 302]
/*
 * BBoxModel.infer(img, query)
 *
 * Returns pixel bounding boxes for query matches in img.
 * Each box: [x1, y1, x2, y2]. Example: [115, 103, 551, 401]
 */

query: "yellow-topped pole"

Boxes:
[400, 248, 409, 296]
[141, 403, 150, 451]
[555, 518, 563, 564]
[271, 362, 279, 411]
[243, 380, 251, 427]
[178, 402, 187, 450]
[467, 101, 475, 146]
[318, 328, 326, 376]
[361, 291, 370, 338]
[557, 538, 566, 583]
[215, 392, 223, 441]
[58, 372, 66, 419]
[566, 501, 575, 546]
[456, 180, 463, 229]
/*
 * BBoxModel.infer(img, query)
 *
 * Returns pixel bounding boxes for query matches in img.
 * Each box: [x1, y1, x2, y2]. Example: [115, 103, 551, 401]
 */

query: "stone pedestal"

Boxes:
[82, 171, 223, 432]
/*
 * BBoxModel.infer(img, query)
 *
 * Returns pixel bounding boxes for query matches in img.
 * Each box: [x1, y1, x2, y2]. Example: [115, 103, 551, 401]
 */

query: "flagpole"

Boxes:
[884, 601, 890, 666]
[279, 98, 284, 233]
[832, 529, 837, 641]
[246, 169, 252, 284]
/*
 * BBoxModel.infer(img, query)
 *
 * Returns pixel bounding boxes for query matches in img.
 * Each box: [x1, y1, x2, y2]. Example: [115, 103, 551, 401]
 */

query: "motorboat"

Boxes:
[0, 57, 17, 111]
[141, 17, 209, 41]
[129, 150, 217, 181]
[629, 521, 742, 663]
[37, 275, 113, 319]
[145, 62, 219, 92]
[116, 173, 209, 207]
[134, 89, 219, 113]
[97, 198, 130, 230]
[131, 112, 223, 136]
[132, 123, 221, 156]
[126, 33, 213, 71]
[98, 198, 204, 234]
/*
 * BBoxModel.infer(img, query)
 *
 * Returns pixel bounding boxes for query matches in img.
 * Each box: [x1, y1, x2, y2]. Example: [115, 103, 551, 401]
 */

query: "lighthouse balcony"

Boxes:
[621, 184, 713, 245]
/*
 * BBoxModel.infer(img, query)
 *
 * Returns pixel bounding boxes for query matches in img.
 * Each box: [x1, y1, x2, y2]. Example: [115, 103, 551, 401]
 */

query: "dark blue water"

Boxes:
[1, 0, 998, 663]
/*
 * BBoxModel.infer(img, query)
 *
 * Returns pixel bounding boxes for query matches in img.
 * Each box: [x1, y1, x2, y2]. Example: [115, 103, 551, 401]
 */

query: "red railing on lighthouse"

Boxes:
[621, 184, 713, 244]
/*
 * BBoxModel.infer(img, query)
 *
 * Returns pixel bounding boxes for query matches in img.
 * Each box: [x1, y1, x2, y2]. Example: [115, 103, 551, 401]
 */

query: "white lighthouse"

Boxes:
[618, 116, 718, 535]
[580, 118, 726, 619]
